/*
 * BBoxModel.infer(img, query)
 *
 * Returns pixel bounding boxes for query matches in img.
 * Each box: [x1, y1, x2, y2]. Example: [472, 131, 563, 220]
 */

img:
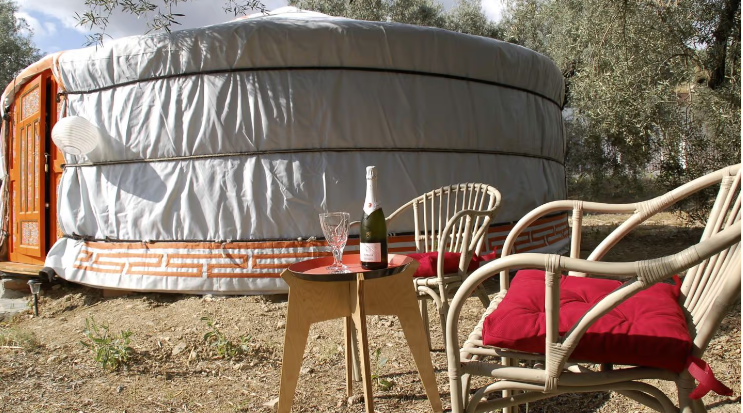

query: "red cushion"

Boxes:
[482, 269, 692, 372]
[407, 252, 479, 277]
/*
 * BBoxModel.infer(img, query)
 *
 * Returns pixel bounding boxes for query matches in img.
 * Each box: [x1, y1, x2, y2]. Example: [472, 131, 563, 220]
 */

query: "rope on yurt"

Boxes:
[61, 147, 565, 169]
[0, 82, 12, 253]
[56, 65, 565, 110]
[61, 211, 568, 245]
[65, 233, 322, 244]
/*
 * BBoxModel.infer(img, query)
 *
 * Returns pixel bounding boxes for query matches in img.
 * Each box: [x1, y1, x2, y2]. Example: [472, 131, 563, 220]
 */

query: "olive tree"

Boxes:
[0, 0, 42, 89]
[290, 0, 501, 38]
[75, 0, 265, 45]
[502, 0, 740, 205]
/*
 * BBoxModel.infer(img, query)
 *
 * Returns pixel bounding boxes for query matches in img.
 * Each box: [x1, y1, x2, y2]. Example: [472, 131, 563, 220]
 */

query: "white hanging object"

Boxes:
[51, 116, 101, 156]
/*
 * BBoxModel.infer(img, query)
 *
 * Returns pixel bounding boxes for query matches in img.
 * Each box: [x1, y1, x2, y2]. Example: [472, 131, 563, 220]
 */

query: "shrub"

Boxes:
[201, 316, 251, 359]
[0, 326, 39, 351]
[80, 316, 133, 370]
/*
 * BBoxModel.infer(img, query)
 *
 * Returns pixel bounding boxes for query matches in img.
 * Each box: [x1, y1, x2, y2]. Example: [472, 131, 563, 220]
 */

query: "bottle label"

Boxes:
[360, 242, 382, 262]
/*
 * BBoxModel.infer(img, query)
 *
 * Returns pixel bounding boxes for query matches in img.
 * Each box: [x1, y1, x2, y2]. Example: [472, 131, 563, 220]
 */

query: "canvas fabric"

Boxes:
[34, 10, 566, 293]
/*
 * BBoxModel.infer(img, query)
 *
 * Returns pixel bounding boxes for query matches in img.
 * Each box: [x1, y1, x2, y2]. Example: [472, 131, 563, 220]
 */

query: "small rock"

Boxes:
[263, 397, 279, 411]
[64, 296, 72, 302]
[300, 367, 314, 375]
[348, 394, 363, 405]
[276, 320, 285, 329]
[233, 363, 244, 370]
[117, 385, 124, 393]
[171, 342, 187, 356]
[203, 294, 213, 302]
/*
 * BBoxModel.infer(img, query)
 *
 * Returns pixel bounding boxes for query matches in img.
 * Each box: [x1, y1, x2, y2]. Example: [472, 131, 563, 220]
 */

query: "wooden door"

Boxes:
[9, 75, 47, 264]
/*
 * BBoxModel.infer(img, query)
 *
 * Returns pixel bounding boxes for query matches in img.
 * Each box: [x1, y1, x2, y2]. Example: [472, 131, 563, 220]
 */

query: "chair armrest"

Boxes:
[499, 165, 741, 288]
[436, 208, 497, 278]
[446, 223, 741, 392]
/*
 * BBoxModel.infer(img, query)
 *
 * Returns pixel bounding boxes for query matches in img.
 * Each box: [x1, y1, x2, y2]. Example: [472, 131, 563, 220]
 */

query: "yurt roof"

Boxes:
[52, 11, 564, 109]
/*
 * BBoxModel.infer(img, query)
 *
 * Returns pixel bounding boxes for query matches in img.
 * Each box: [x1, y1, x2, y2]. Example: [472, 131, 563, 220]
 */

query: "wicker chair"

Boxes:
[445, 164, 741, 413]
[352, 183, 501, 349]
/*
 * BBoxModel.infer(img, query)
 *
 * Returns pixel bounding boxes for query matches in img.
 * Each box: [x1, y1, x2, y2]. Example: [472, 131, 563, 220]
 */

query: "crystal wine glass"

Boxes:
[319, 212, 350, 273]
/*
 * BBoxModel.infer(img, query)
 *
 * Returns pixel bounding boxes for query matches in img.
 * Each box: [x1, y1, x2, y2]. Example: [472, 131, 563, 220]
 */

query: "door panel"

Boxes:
[9, 75, 46, 264]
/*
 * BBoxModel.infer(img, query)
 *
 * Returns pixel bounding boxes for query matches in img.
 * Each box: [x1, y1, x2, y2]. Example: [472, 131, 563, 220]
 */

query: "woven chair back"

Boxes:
[411, 183, 499, 256]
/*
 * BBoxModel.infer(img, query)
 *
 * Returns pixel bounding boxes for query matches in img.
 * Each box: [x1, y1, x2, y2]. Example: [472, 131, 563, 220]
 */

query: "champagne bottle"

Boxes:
[360, 166, 388, 270]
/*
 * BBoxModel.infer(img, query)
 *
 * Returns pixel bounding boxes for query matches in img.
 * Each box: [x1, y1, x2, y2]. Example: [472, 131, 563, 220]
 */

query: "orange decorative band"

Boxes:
[72, 214, 569, 280]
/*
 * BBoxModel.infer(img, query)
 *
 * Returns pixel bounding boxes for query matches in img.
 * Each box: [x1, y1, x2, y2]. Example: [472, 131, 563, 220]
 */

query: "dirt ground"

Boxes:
[0, 213, 739, 412]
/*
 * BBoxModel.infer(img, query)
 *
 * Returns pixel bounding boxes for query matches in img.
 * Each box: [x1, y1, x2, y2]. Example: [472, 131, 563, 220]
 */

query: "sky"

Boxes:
[16, 0, 505, 55]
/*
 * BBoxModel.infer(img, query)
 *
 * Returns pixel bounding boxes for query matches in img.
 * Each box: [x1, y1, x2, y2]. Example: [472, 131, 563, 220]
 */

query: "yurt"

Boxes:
[0, 8, 567, 294]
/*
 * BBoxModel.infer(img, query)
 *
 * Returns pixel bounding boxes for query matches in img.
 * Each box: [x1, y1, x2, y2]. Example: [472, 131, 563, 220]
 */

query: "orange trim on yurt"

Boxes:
[66, 213, 570, 281]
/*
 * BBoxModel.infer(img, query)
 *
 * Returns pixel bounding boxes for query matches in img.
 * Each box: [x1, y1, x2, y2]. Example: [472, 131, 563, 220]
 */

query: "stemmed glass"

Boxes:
[319, 212, 350, 273]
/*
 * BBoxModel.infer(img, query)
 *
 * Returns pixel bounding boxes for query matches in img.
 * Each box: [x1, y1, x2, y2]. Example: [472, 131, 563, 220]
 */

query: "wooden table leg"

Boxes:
[350, 321, 362, 382]
[277, 299, 312, 413]
[344, 317, 354, 397]
[351, 275, 375, 413]
[397, 297, 444, 413]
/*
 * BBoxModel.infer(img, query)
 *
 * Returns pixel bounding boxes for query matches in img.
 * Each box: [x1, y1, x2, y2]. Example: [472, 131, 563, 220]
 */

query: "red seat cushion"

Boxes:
[407, 252, 479, 277]
[482, 269, 692, 372]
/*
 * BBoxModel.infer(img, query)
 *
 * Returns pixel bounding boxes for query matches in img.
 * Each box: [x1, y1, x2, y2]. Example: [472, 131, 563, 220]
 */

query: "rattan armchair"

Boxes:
[445, 164, 741, 413]
[352, 183, 501, 349]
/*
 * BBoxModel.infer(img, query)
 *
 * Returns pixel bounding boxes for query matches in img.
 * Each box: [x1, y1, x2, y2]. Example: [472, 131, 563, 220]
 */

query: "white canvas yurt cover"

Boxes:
[4, 9, 567, 294]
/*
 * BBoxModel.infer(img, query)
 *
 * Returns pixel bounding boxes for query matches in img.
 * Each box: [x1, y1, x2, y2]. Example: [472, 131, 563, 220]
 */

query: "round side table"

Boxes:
[277, 254, 443, 413]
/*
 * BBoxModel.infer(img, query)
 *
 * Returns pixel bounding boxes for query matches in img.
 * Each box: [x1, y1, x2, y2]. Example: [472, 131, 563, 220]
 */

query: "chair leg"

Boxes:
[691, 399, 708, 413]
[437, 279, 450, 351]
[419, 297, 432, 350]
[475, 284, 490, 307]
[677, 373, 696, 413]
[501, 356, 514, 413]
[438, 301, 448, 351]
[415, 285, 444, 350]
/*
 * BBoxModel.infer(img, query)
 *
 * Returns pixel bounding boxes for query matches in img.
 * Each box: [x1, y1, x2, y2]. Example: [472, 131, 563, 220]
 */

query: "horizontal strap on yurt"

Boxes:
[62, 234, 328, 244]
[60, 65, 565, 110]
[61, 147, 565, 168]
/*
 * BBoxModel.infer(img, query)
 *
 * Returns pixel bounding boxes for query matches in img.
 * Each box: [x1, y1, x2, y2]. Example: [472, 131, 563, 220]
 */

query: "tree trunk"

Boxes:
[707, 0, 740, 89]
